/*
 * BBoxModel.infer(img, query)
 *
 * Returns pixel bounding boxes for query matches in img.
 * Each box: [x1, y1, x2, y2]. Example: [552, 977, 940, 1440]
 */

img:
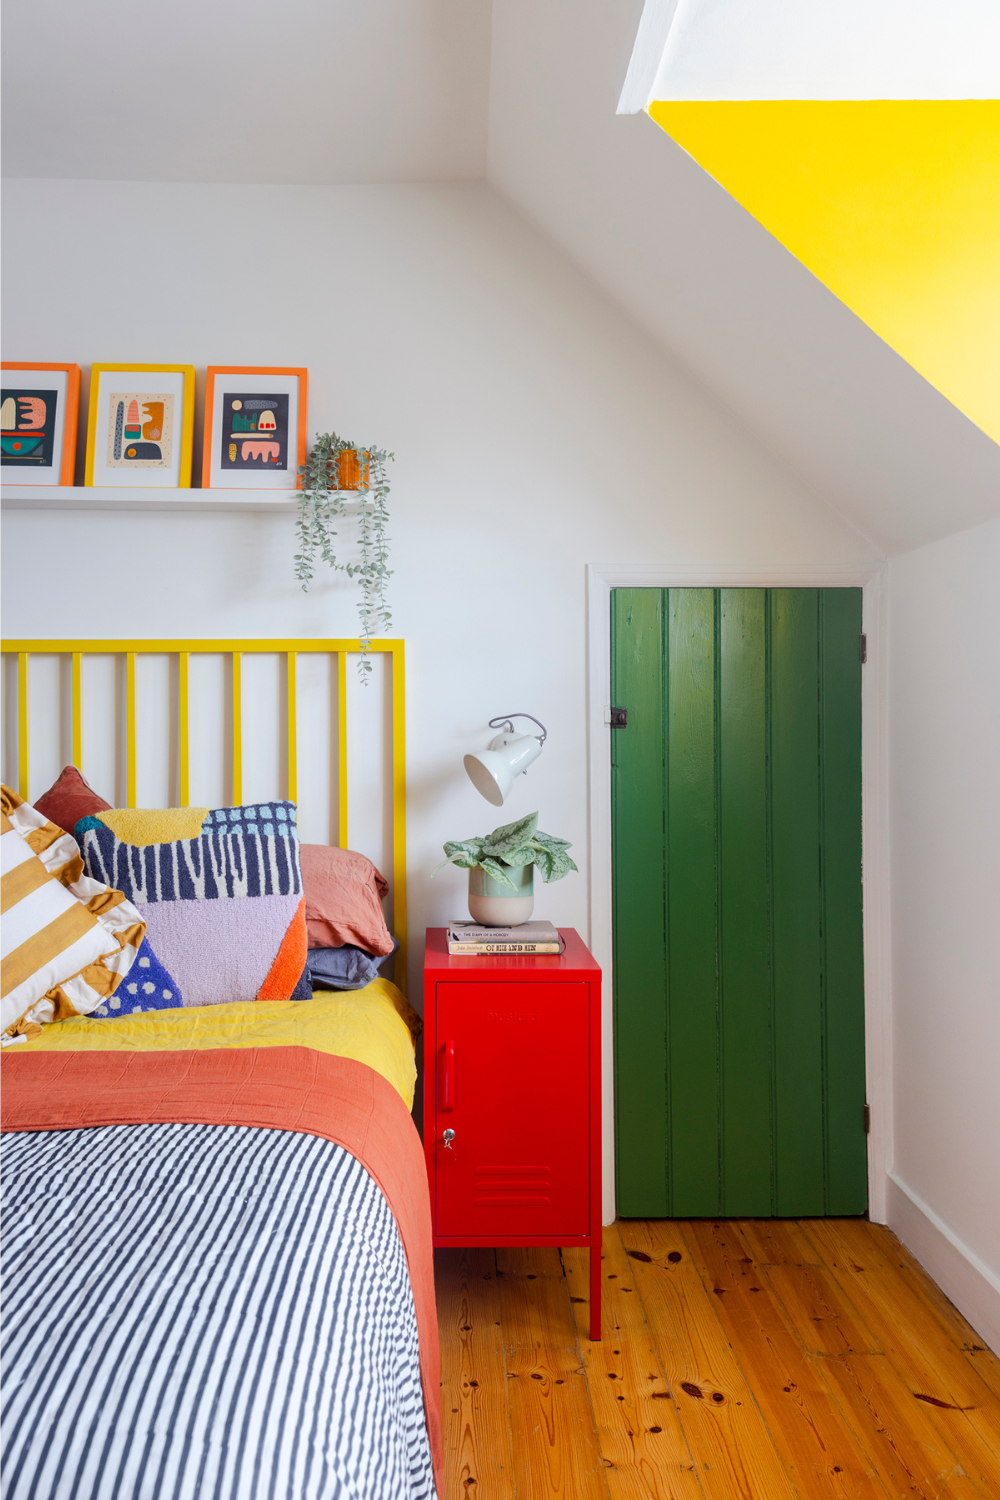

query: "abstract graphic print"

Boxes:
[0, 389, 57, 467]
[106, 392, 175, 469]
[220, 392, 289, 470]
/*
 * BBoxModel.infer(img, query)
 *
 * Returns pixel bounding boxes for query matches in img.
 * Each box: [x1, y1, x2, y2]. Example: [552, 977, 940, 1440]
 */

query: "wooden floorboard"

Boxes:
[722, 1220, 987, 1498]
[436, 1247, 515, 1499]
[619, 1220, 800, 1499]
[563, 1235, 704, 1500]
[804, 1220, 1000, 1406]
[678, 1218, 895, 1499]
[435, 1222, 1000, 1500]
[796, 1221, 1000, 1491]
[495, 1244, 611, 1499]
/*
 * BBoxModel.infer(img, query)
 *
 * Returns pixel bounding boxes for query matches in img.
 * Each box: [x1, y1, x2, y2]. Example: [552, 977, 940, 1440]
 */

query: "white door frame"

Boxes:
[586, 562, 890, 1226]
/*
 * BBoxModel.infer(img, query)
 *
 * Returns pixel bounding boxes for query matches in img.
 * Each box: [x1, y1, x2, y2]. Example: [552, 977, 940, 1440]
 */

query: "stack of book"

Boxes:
[447, 920, 562, 955]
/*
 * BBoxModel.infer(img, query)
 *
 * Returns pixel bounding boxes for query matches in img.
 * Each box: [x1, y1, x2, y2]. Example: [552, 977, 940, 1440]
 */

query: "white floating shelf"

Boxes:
[1, 485, 309, 513]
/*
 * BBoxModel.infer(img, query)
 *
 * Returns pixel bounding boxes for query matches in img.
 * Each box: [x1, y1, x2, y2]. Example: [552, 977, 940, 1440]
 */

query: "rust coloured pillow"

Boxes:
[32, 766, 111, 838]
[300, 844, 394, 956]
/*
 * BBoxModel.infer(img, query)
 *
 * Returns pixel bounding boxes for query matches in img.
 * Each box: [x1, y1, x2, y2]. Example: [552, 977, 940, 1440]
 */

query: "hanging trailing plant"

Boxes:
[295, 432, 394, 679]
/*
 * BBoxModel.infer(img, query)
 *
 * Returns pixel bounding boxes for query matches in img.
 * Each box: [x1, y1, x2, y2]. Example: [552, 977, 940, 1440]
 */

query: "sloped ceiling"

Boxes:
[640, 0, 1000, 445]
[648, 99, 1000, 446]
[487, 0, 1000, 555]
[646, 0, 1000, 100]
[3, 0, 998, 553]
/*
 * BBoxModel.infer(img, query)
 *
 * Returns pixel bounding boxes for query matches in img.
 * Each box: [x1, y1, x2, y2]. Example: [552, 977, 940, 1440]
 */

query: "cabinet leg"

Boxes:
[589, 1234, 601, 1341]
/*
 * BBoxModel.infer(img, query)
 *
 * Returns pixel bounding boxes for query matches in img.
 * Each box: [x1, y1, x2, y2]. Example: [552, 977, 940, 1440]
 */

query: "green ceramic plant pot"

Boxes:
[467, 863, 534, 926]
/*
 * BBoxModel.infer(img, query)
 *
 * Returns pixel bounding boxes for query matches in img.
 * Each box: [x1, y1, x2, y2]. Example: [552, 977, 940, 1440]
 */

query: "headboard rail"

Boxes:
[1, 638, 407, 991]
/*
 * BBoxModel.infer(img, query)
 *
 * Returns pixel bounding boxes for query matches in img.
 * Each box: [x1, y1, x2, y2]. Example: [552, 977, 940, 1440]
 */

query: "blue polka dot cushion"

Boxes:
[91, 936, 182, 1017]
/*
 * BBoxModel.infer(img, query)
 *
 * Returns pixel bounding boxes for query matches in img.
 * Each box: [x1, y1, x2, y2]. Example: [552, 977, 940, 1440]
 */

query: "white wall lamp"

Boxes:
[464, 714, 548, 806]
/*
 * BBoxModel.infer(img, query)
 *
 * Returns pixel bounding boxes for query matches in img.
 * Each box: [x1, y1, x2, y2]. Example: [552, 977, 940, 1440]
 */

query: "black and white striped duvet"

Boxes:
[2, 1123, 436, 1500]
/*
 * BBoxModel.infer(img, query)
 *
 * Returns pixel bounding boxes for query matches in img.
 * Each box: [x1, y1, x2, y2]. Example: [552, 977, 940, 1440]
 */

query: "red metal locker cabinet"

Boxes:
[423, 928, 602, 1340]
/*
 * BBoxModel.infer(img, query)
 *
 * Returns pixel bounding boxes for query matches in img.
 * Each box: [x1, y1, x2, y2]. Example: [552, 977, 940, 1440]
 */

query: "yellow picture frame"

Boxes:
[84, 363, 196, 488]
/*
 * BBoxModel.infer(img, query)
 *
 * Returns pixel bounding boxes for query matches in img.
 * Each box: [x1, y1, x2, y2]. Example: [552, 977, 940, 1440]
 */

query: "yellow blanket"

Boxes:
[13, 979, 420, 1109]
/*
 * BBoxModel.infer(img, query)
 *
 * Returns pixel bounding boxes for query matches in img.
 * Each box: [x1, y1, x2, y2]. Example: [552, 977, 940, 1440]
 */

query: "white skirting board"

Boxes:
[885, 1171, 1000, 1355]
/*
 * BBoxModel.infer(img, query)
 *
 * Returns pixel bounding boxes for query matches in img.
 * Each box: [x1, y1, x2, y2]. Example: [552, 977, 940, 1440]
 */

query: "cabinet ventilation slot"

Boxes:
[475, 1196, 552, 1206]
[476, 1164, 551, 1176]
[475, 1166, 549, 1176]
[475, 1165, 551, 1205]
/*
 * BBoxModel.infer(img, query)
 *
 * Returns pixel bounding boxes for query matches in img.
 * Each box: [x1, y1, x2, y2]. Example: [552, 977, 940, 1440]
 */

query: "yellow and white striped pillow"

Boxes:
[1, 786, 146, 1044]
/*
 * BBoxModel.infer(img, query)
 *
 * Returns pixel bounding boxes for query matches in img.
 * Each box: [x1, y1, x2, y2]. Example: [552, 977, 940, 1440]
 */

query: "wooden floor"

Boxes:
[435, 1219, 1000, 1499]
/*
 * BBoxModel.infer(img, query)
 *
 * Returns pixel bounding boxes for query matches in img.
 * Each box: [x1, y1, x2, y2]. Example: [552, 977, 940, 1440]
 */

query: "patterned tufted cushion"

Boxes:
[77, 802, 311, 1011]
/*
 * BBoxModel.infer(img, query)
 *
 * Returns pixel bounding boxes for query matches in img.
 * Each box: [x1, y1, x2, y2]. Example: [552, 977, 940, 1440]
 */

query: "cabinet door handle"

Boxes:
[439, 1039, 455, 1113]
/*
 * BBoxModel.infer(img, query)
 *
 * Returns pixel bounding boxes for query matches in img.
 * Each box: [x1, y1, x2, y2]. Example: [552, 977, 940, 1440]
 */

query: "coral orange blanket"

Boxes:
[1, 1045, 441, 1492]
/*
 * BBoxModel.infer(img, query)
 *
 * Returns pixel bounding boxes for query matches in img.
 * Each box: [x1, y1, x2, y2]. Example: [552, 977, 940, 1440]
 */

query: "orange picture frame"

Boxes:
[1, 361, 81, 486]
[202, 366, 308, 489]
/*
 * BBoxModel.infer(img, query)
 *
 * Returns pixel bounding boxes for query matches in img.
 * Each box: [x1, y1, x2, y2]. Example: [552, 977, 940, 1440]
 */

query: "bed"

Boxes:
[1, 639, 440, 1500]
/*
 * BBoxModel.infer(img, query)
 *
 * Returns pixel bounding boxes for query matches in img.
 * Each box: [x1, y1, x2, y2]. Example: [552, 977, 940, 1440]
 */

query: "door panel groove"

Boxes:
[819, 591, 830, 1213]
[713, 587, 724, 1217]
[612, 587, 866, 1218]
[765, 589, 778, 1217]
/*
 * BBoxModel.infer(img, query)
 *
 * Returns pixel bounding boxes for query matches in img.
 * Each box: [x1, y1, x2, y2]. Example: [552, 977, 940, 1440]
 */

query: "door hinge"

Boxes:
[608, 706, 627, 728]
[859, 633, 867, 664]
[863, 1104, 871, 1135]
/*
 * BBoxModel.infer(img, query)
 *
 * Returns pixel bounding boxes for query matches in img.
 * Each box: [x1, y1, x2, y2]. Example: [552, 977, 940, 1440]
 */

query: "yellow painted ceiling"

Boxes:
[649, 100, 1000, 444]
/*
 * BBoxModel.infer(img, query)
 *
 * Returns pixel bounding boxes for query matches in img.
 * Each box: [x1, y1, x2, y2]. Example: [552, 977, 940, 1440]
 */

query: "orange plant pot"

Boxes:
[333, 448, 370, 491]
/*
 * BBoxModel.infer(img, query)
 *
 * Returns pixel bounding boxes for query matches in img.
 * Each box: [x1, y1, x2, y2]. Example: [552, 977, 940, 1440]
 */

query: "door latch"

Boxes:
[442, 1129, 455, 1149]
[608, 707, 627, 728]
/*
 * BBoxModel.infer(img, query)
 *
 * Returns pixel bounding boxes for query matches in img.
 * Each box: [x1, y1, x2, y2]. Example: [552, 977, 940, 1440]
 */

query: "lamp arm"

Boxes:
[488, 713, 548, 744]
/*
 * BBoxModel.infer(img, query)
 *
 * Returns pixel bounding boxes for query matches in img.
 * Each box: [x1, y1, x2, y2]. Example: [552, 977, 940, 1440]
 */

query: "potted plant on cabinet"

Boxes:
[437, 811, 577, 925]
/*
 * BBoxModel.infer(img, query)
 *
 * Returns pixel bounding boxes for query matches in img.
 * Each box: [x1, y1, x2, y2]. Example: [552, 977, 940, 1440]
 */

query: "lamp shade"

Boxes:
[464, 733, 542, 806]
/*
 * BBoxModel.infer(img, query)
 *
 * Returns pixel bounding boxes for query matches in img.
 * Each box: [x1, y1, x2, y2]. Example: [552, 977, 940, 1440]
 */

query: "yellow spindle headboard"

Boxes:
[0, 638, 407, 993]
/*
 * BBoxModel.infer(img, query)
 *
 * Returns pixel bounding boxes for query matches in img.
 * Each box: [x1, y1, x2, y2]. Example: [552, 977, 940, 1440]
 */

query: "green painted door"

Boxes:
[611, 588, 866, 1217]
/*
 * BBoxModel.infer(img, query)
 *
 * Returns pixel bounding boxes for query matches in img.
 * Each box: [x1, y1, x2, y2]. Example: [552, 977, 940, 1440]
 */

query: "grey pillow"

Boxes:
[306, 939, 398, 992]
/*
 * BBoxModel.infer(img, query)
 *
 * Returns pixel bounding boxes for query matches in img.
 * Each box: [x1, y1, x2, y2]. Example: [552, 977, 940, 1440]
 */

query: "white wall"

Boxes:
[1, 0, 491, 183]
[1, 178, 877, 1016]
[887, 518, 1000, 1351]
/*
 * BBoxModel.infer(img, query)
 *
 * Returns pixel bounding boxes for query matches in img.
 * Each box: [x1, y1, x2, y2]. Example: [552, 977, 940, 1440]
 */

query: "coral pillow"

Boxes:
[300, 845, 394, 956]
[32, 765, 111, 838]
